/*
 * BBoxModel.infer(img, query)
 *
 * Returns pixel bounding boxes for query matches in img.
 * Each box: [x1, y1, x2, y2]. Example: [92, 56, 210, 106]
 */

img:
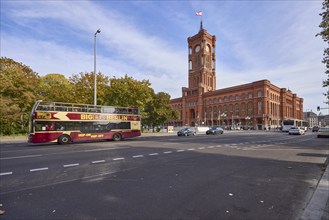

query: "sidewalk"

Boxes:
[300, 156, 329, 220]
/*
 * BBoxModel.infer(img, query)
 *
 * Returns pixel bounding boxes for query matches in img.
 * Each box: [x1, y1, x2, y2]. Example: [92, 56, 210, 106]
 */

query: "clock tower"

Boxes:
[180, 25, 216, 126]
[187, 27, 216, 92]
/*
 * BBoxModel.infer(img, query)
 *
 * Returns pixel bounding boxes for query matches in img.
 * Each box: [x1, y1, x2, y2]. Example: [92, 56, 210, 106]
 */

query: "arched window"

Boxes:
[189, 60, 192, 70]
[189, 47, 192, 55]
[235, 104, 239, 115]
[218, 105, 222, 113]
[229, 96, 233, 102]
[258, 101, 262, 114]
[235, 95, 239, 101]
[248, 102, 253, 115]
[241, 103, 246, 116]
[258, 90, 263, 98]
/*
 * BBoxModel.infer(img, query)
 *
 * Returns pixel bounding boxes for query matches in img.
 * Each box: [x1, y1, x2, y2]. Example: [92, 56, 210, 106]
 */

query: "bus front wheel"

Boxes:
[112, 133, 122, 141]
[58, 135, 71, 144]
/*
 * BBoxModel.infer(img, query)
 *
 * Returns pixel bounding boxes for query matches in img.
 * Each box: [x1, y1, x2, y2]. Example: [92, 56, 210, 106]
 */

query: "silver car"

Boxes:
[288, 127, 305, 135]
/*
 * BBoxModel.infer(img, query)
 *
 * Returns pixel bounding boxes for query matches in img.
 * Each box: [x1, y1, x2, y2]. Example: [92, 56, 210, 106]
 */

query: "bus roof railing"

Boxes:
[35, 101, 139, 115]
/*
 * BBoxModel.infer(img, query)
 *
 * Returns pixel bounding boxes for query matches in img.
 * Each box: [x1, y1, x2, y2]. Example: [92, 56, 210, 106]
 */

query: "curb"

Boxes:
[300, 159, 329, 220]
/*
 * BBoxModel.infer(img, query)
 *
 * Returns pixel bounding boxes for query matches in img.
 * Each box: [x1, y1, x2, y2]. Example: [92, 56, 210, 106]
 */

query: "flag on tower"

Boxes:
[196, 11, 202, 16]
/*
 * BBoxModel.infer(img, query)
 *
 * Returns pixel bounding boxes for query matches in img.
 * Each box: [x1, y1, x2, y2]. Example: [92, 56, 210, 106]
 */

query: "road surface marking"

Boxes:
[0, 172, 13, 176]
[63, 163, 80, 168]
[30, 167, 48, 172]
[177, 150, 185, 152]
[207, 146, 214, 148]
[113, 158, 125, 161]
[149, 153, 159, 156]
[132, 155, 144, 158]
[198, 147, 205, 149]
[188, 148, 195, 151]
[1, 154, 42, 160]
[163, 151, 173, 154]
[92, 160, 106, 164]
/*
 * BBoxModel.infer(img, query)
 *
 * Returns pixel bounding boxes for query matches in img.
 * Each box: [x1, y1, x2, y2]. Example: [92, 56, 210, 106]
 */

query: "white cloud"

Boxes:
[1, 0, 327, 111]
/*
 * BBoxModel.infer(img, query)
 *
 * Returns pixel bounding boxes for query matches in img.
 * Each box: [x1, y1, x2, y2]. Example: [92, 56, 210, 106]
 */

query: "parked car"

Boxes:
[317, 127, 329, 138]
[312, 126, 320, 132]
[177, 127, 196, 136]
[206, 126, 224, 135]
[288, 127, 305, 135]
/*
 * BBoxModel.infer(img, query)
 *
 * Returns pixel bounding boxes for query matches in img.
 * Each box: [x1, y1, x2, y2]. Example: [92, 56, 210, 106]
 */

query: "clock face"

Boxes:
[195, 45, 200, 53]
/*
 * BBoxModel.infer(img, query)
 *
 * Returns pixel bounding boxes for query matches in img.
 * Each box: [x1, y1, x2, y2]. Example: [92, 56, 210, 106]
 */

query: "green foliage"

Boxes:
[0, 57, 40, 135]
[317, 0, 329, 104]
[105, 74, 154, 116]
[70, 72, 110, 105]
[0, 57, 176, 135]
[143, 92, 178, 130]
[38, 73, 75, 102]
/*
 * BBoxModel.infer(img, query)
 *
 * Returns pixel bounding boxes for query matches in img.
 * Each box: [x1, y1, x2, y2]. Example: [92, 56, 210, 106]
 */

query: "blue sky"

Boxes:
[1, 0, 328, 114]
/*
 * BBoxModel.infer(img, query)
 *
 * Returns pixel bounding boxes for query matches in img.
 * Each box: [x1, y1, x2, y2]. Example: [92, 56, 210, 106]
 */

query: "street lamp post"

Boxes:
[94, 29, 101, 105]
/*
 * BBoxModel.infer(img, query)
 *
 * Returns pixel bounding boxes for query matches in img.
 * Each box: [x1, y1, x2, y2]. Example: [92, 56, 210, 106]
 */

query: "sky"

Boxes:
[1, 0, 328, 114]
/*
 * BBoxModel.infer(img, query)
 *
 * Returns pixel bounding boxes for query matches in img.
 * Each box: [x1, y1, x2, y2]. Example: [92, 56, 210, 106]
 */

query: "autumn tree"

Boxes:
[317, 0, 329, 104]
[0, 57, 40, 135]
[143, 92, 179, 131]
[38, 73, 75, 102]
[105, 75, 154, 116]
[69, 72, 110, 105]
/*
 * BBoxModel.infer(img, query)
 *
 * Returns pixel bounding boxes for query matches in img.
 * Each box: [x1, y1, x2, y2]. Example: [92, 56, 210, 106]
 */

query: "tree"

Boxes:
[105, 75, 154, 116]
[69, 71, 110, 105]
[38, 73, 75, 102]
[143, 92, 179, 131]
[317, 0, 329, 104]
[0, 57, 40, 135]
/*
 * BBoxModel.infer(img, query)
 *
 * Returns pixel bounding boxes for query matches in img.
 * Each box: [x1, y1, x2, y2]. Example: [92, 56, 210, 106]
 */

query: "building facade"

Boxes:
[303, 111, 318, 128]
[169, 26, 304, 130]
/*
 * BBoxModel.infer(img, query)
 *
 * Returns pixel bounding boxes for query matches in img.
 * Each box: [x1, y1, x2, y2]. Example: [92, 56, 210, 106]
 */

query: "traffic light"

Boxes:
[317, 106, 320, 111]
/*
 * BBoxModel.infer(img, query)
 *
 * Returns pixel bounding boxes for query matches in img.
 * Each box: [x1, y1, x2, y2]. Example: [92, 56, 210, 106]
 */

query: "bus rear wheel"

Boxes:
[112, 133, 122, 141]
[58, 135, 71, 144]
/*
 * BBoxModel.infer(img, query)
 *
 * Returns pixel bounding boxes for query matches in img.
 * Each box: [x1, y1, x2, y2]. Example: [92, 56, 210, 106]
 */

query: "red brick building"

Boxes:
[169, 26, 303, 130]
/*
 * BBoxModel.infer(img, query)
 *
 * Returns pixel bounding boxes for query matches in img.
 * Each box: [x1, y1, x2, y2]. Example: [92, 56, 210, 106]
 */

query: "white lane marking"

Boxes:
[84, 148, 118, 152]
[216, 145, 222, 148]
[207, 146, 214, 148]
[132, 155, 144, 158]
[63, 163, 80, 168]
[149, 153, 159, 156]
[163, 151, 172, 154]
[30, 167, 48, 172]
[198, 147, 205, 149]
[0, 172, 13, 176]
[113, 157, 125, 161]
[92, 160, 106, 164]
[188, 148, 195, 151]
[177, 150, 185, 152]
[1, 154, 42, 160]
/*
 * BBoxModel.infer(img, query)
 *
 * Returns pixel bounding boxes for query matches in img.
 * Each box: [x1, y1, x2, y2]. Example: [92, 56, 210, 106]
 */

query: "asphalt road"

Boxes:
[0, 131, 328, 220]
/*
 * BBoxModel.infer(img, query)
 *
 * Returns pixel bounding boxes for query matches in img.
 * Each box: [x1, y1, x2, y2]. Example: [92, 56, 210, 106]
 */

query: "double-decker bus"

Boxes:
[28, 100, 141, 144]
